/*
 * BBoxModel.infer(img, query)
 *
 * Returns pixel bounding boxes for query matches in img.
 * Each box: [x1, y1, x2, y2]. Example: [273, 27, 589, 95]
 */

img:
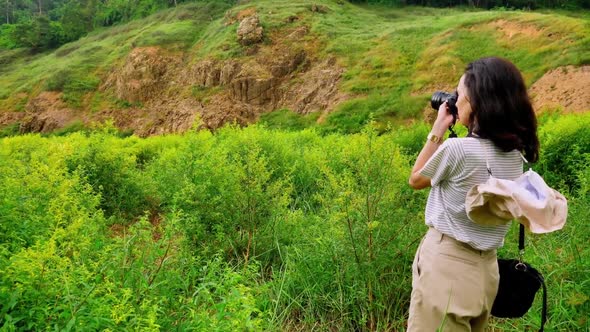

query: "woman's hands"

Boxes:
[431, 101, 455, 137]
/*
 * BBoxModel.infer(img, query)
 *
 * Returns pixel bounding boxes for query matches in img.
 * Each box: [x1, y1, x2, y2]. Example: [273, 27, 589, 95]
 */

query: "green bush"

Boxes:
[44, 69, 73, 92]
[388, 121, 431, 156]
[0, 24, 17, 49]
[46, 121, 87, 137]
[0, 134, 102, 254]
[270, 125, 425, 330]
[537, 113, 590, 193]
[259, 108, 321, 131]
[64, 132, 159, 222]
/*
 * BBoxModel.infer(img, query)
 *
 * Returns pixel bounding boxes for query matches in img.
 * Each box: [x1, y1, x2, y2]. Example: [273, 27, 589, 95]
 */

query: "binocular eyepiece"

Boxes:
[431, 91, 458, 116]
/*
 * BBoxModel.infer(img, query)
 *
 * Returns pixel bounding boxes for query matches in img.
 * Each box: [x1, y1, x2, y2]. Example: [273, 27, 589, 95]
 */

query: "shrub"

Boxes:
[259, 108, 321, 131]
[0, 24, 17, 49]
[270, 125, 425, 330]
[0, 123, 20, 138]
[44, 69, 73, 92]
[537, 113, 590, 194]
[64, 132, 159, 222]
[0, 134, 102, 253]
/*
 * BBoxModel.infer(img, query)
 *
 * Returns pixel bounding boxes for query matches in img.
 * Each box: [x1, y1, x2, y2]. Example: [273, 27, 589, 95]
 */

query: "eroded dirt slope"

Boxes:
[12, 8, 347, 136]
[529, 66, 590, 114]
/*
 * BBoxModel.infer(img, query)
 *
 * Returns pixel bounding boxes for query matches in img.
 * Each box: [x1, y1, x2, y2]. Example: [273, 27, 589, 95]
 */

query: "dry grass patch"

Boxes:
[488, 19, 545, 39]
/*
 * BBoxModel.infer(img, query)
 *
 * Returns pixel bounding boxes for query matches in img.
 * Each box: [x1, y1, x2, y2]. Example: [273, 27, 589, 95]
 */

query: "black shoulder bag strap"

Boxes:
[519, 223, 548, 332]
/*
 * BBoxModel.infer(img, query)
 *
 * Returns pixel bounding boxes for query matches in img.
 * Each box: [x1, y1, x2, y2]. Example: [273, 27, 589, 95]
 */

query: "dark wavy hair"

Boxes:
[464, 57, 539, 163]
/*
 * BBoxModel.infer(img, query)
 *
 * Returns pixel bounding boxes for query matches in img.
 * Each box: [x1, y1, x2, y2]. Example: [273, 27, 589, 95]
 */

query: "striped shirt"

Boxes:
[420, 137, 524, 251]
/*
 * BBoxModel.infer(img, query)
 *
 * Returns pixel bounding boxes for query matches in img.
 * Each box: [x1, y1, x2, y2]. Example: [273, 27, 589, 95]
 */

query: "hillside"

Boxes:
[0, 0, 589, 136]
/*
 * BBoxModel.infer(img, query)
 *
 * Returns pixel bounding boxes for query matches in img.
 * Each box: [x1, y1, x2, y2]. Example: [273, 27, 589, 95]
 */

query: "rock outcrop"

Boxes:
[230, 77, 279, 105]
[105, 47, 181, 103]
[237, 15, 264, 46]
[270, 49, 306, 78]
[19, 92, 77, 133]
[282, 57, 346, 115]
[184, 60, 241, 87]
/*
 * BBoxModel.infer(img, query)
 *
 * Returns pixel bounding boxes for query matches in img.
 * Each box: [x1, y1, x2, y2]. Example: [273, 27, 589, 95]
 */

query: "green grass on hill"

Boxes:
[308, 4, 589, 132]
[0, 0, 589, 134]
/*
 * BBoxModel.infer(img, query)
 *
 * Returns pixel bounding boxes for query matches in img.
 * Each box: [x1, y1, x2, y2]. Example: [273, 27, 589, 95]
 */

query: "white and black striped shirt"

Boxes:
[420, 137, 524, 251]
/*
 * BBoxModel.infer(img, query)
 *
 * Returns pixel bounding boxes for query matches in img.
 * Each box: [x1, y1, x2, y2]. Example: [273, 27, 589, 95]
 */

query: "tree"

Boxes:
[0, 23, 17, 47]
[59, 0, 95, 42]
[3, 0, 14, 24]
[10, 14, 63, 50]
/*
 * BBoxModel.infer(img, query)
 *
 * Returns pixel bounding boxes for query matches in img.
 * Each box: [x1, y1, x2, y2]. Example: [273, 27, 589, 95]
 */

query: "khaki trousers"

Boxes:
[407, 227, 499, 332]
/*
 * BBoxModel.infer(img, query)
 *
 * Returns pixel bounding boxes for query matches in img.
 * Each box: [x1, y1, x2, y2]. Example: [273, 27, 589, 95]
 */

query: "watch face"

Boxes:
[428, 133, 440, 143]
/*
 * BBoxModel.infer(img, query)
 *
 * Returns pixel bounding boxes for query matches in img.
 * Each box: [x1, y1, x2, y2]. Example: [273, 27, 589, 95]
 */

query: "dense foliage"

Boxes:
[0, 0, 236, 50]
[1, 112, 589, 330]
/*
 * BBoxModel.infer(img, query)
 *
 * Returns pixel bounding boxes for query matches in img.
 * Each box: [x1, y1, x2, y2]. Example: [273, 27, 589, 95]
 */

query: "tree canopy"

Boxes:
[0, 0, 216, 50]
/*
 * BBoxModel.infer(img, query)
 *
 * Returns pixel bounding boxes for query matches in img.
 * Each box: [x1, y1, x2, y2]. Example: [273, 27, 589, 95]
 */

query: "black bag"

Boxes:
[491, 224, 547, 331]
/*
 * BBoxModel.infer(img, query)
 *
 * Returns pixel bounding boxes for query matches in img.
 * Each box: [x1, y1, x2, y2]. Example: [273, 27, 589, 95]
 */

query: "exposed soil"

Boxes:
[5, 10, 347, 136]
[488, 19, 545, 39]
[0, 109, 26, 127]
[104, 46, 182, 104]
[529, 65, 590, 113]
[19, 92, 79, 133]
[88, 17, 346, 135]
[108, 211, 163, 241]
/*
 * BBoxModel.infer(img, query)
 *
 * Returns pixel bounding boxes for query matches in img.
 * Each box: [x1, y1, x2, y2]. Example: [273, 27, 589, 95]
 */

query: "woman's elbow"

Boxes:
[408, 177, 420, 190]
[408, 173, 430, 190]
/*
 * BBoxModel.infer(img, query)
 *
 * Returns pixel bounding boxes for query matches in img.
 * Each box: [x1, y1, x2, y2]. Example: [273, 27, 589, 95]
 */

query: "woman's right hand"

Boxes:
[432, 101, 455, 136]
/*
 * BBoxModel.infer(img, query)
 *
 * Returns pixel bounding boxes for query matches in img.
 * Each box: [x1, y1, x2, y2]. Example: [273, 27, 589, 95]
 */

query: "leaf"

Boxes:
[65, 317, 76, 332]
[368, 221, 380, 231]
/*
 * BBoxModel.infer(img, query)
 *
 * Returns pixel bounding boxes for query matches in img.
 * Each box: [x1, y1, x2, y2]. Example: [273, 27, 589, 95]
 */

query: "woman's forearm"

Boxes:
[408, 120, 448, 189]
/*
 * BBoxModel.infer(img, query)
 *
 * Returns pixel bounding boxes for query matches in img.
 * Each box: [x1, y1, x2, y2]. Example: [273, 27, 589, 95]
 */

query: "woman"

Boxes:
[407, 57, 539, 331]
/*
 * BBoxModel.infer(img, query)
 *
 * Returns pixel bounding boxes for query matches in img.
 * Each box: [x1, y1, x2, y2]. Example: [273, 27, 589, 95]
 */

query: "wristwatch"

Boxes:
[427, 132, 444, 144]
